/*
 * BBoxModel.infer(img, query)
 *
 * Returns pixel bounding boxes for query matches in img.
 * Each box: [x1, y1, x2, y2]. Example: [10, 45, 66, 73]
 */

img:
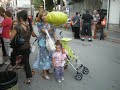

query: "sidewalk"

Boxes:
[106, 25, 120, 43]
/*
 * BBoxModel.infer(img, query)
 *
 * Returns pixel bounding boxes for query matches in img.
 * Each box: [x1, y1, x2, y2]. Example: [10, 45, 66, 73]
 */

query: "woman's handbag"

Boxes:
[45, 29, 55, 51]
[10, 25, 25, 48]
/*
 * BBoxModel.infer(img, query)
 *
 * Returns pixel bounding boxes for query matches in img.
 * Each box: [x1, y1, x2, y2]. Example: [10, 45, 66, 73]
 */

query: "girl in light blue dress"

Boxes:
[33, 11, 57, 80]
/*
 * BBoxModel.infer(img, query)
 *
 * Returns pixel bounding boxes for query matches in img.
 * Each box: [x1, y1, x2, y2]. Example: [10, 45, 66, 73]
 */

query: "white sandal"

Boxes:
[42, 74, 50, 80]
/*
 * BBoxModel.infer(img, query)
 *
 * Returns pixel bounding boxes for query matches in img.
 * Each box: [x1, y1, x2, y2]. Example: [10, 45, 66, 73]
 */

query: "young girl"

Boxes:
[52, 40, 67, 83]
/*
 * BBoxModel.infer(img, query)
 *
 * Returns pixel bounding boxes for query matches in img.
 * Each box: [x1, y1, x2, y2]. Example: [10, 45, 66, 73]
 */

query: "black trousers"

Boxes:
[81, 23, 92, 36]
[73, 27, 80, 39]
[11, 48, 32, 78]
[0, 36, 6, 55]
[99, 24, 104, 40]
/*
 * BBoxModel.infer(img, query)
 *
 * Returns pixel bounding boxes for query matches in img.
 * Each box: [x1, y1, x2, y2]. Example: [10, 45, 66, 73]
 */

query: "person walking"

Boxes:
[92, 10, 100, 39]
[33, 10, 57, 80]
[81, 10, 93, 41]
[72, 12, 80, 39]
[97, 10, 105, 40]
[10, 10, 36, 84]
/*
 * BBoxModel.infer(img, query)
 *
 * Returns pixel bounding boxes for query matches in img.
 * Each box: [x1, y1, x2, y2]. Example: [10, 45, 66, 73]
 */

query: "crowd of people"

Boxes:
[70, 9, 106, 41]
[0, 5, 107, 85]
[0, 6, 68, 84]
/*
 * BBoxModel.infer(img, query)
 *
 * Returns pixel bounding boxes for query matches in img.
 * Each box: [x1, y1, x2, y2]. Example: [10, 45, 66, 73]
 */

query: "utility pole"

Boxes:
[43, 0, 46, 10]
[60, 0, 63, 11]
[106, 0, 110, 30]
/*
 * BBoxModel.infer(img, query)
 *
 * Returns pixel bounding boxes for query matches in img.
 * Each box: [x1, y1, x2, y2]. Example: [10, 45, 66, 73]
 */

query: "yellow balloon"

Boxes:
[46, 11, 68, 26]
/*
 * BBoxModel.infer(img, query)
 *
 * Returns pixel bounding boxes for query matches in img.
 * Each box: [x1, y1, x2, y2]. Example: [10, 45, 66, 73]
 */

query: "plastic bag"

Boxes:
[46, 11, 68, 26]
[45, 30, 55, 51]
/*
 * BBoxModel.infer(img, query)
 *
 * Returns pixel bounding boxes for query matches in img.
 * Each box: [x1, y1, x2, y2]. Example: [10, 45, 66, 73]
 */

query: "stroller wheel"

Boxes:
[82, 67, 89, 75]
[75, 73, 83, 80]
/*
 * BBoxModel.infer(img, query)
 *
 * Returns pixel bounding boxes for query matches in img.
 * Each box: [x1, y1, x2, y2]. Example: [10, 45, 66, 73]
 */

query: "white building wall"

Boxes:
[101, 0, 108, 9]
[109, 0, 120, 24]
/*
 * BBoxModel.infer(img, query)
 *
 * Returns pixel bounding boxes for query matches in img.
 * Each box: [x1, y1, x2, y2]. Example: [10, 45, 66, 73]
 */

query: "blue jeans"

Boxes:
[54, 67, 64, 79]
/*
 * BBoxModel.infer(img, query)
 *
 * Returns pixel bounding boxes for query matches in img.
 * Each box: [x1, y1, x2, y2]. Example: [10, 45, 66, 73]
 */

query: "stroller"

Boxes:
[59, 31, 89, 80]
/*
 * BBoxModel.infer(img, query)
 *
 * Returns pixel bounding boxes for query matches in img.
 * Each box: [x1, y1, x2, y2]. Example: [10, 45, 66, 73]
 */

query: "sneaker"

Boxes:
[88, 38, 92, 42]
[81, 37, 85, 41]
[57, 79, 61, 83]
[61, 77, 64, 81]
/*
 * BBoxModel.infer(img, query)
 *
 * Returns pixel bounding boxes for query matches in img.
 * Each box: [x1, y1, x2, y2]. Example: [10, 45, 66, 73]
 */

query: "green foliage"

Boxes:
[46, 0, 54, 11]
[33, 0, 43, 10]
[56, 0, 65, 6]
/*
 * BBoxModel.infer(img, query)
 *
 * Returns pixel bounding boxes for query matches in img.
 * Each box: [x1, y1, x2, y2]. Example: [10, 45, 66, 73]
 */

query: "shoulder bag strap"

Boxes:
[45, 29, 50, 38]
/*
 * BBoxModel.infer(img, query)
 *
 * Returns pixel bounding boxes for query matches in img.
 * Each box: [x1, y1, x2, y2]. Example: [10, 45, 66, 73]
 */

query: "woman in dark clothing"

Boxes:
[72, 12, 80, 39]
[10, 10, 36, 84]
[97, 10, 105, 40]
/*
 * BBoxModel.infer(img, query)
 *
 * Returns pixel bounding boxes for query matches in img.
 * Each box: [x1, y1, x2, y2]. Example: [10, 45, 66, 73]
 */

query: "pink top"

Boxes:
[52, 51, 67, 67]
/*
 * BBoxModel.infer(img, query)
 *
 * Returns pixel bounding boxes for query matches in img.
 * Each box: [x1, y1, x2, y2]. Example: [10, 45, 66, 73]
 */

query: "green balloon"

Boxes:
[46, 11, 68, 26]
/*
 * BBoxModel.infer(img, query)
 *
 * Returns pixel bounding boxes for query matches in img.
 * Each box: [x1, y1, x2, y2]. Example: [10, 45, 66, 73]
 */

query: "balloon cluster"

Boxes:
[46, 11, 68, 26]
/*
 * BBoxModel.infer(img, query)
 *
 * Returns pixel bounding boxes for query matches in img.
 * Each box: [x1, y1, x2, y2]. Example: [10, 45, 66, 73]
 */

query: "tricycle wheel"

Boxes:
[82, 67, 89, 75]
[75, 73, 83, 80]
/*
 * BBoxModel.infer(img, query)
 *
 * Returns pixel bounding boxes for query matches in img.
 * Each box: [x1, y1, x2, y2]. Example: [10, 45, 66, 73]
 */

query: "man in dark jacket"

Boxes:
[72, 12, 80, 39]
[81, 10, 93, 41]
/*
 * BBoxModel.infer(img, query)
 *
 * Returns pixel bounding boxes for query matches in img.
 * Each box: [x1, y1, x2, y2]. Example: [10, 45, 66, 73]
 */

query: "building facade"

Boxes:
[100, 0, 120, 25]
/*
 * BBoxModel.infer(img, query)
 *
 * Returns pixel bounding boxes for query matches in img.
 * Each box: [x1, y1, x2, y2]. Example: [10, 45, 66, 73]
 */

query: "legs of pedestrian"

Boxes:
[55, 67, 61, 82]
[1, 37, 7, 56]
[99, 25, 104, 40]
[3, 38, 11, 64]
[3, 38, 10, 56]
[81, 23, 86, 41]
[93, 24, 98, 39]
[87, 24, 92, 42]
[74, 27, 80, 39]
[60, 67, 64, 80]
[22, 54, 32, 84]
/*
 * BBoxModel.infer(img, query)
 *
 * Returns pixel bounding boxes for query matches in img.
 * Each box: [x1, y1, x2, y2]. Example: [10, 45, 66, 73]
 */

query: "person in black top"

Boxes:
[97, 10, 105, 40]
[81, 10, 93, 41]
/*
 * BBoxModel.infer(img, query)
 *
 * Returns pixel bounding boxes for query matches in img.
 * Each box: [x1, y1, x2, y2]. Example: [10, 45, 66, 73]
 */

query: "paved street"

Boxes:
[0, 28, 120, 90]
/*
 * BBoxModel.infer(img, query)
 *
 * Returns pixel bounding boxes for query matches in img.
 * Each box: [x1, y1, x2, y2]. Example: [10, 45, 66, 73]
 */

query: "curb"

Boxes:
[106, 37, 120, 44]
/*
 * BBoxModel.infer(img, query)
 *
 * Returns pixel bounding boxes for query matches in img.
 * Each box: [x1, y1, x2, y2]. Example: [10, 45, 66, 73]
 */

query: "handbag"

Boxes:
[45, 29, 55, 51]
[10, 25, 25, 48]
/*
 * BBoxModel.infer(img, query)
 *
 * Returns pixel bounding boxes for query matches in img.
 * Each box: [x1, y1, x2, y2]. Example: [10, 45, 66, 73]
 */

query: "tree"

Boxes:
[46, 0, 54, 11]
[33, 0, 43, 10]
[84, 0, 102, 10]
